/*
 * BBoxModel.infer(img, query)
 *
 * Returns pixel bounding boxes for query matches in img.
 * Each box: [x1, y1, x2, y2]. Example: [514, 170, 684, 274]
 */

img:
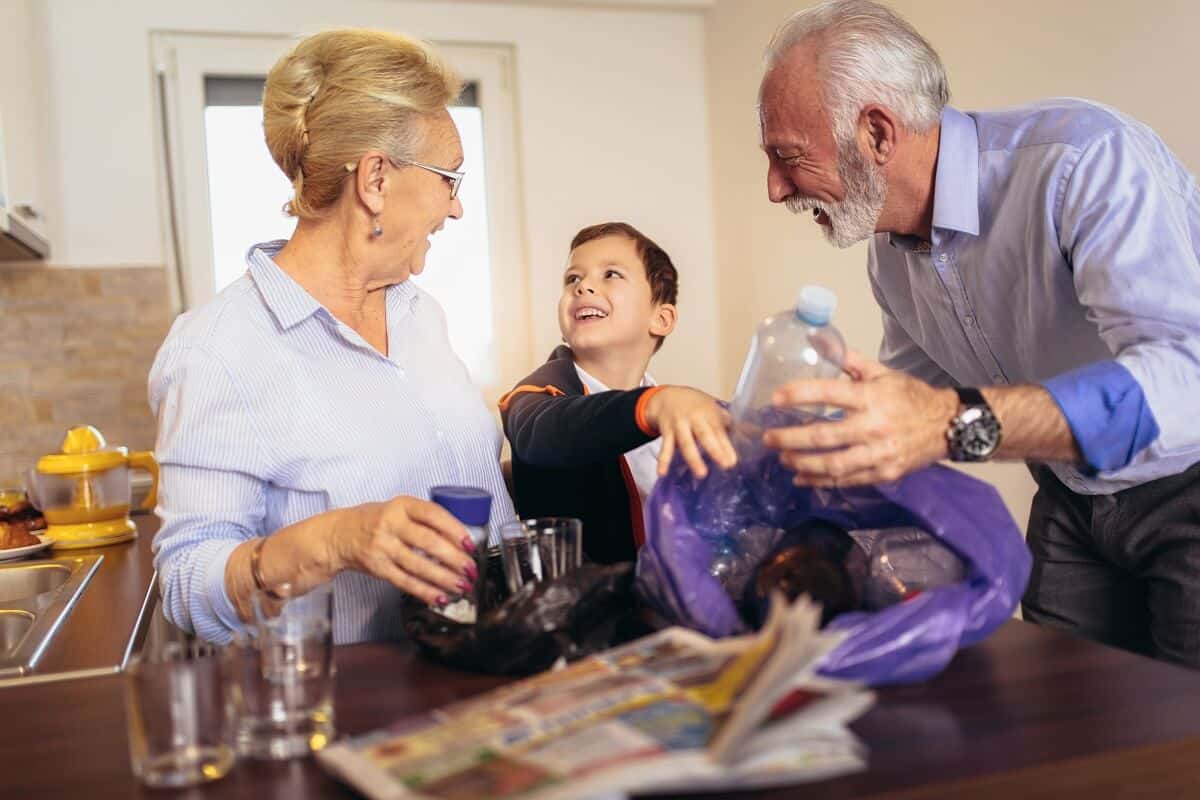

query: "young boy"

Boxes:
[499, 222, 736, 564]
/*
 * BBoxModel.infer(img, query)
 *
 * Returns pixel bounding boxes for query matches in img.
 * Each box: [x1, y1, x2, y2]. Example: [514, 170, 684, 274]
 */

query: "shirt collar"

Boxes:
[930, 106, 981, 237]
[886, 106, 980, 252]
[387, 278, 420, 323]
[248, 240, 421, 332]
[573, 363, 655, 394]
[247, 240, 323, 330]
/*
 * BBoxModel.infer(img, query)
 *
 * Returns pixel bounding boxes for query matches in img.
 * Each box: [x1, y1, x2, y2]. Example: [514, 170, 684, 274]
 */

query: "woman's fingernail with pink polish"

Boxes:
[461, 537, 477, 552]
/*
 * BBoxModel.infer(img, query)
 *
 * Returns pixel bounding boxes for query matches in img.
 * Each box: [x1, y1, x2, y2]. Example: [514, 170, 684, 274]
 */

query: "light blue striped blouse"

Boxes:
[148, 241, 516, 645]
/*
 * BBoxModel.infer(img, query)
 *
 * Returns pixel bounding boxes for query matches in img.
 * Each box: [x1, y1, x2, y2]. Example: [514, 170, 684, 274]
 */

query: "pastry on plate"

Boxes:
[0, 521, 40, 550]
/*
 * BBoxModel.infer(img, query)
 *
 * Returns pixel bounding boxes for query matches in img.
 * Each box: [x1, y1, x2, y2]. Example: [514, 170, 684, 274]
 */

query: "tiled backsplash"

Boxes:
[0, 265, 173, 485]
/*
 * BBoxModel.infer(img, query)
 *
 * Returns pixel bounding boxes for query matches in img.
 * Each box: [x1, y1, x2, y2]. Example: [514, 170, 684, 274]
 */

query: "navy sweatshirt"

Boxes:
[499, 346, 662, 564]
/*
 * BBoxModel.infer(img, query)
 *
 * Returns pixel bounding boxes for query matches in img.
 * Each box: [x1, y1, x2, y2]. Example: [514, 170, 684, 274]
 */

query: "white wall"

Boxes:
[37, 0, 721, 393]
[705, 0, 1200, 527]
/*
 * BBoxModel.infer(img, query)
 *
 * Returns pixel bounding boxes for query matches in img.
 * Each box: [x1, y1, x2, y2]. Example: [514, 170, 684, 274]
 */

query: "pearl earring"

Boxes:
[372, 218, 383, 237]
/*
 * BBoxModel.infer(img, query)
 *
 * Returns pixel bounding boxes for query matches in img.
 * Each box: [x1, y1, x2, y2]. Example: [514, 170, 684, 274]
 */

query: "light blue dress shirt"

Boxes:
[149, 241, 516, 644]
[869, 100, 1200, 495]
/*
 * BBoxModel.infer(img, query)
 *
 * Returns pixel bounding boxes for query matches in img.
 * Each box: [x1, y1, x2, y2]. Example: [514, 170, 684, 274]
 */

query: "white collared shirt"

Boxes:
[572, 363, 663, 518]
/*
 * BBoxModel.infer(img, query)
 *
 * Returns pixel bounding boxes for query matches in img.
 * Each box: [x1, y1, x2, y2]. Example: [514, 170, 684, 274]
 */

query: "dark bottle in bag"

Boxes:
[741, 519, 861, 628]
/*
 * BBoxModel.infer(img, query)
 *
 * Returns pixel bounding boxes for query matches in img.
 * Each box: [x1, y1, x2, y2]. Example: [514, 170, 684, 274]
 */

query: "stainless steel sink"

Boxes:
[0, 562, 72, 604]
[0, 611, 35, 656]
[0, 555, 102, 678]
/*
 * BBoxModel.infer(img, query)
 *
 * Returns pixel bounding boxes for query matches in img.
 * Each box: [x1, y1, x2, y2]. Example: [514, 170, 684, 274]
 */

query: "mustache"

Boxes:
[786, 196, 827, 217]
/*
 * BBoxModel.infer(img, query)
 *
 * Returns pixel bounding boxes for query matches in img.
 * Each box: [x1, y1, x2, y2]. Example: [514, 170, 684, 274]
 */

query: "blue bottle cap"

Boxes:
[795, 285, 837, 326]
[430, 486, 493, 526]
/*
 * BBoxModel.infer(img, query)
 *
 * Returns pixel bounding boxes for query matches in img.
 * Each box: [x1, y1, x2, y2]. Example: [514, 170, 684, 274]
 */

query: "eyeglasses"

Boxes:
[344, 157, 464, 199]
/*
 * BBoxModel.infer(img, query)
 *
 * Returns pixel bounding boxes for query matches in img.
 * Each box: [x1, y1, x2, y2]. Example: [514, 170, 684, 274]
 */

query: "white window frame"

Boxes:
[151, 32, 531, 399]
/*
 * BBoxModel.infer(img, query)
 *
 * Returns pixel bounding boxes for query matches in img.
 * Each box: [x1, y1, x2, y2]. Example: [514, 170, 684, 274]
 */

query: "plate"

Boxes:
[0, 533, 52, 561]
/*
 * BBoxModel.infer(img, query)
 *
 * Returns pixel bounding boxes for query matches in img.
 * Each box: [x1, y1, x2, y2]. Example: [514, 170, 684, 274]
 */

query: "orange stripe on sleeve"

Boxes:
[634, 385, 667, 436]
[497, 384, 565, 412]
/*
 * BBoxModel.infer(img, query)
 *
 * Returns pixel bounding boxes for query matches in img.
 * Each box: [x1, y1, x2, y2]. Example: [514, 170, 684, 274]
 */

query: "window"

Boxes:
[154, 34, 529, 398]
[201, 77, 295, 291]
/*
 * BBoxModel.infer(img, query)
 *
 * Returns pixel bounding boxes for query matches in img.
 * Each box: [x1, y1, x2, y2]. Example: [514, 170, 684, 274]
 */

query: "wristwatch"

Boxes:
[946, 387, 1002, 462]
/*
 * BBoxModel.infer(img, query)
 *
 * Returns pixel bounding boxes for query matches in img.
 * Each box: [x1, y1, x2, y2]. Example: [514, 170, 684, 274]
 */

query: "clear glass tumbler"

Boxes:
[499, 518, 582, 594]
[226, 582, 336, 760]
[124, 642, 236, 789]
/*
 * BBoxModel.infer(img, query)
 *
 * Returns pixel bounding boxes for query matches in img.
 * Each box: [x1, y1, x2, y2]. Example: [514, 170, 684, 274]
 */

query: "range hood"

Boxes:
[0, 206, 50, 261]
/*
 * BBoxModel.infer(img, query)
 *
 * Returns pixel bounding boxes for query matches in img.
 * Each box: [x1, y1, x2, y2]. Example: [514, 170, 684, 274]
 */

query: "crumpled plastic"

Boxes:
[401, 552, 641, 676]
[635, 449, 1031, 685]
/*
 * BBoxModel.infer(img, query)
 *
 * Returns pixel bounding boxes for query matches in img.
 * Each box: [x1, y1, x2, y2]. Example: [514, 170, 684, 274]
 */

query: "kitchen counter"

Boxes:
[4, 512, 1200, 797]
[5, 514, 159, 682]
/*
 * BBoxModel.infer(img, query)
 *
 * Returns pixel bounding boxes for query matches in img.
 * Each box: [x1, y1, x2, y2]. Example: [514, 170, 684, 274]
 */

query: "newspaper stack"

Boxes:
[318, 596, 875, 799]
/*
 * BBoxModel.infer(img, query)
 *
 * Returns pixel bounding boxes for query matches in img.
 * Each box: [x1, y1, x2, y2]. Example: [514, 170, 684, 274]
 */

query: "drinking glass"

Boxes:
[226, 581, 336, 760]
[124, 642, 236, 788]
[499, 518, 582, 594]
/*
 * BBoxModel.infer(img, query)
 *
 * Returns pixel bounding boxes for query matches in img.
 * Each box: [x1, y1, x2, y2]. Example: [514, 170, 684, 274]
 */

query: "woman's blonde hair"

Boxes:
[263, 29, 463, 219]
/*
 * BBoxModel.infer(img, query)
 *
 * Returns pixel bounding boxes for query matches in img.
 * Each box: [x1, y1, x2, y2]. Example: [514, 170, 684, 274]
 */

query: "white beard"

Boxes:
[786, 138, 887, 249]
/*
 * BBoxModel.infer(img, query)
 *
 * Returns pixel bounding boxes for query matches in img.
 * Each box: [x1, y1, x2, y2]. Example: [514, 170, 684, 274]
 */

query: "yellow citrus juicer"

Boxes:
[27, 425, 159, 548]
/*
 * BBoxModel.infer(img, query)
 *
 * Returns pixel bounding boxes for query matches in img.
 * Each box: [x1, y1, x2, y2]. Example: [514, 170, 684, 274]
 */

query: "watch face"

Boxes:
[953, 406, 1001, 460]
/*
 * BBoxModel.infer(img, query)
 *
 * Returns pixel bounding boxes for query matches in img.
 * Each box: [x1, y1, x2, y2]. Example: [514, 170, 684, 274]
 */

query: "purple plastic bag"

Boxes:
[635, 451, 1031, 685]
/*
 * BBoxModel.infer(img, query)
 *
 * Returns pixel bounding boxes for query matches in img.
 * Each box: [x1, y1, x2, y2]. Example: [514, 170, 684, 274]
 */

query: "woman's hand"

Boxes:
[335, 497, 479, 606]
[643, 386, 738, 478]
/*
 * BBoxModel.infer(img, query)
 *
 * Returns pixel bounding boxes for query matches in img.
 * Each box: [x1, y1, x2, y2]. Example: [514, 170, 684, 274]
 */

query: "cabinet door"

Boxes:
[0, 0, 51, 243]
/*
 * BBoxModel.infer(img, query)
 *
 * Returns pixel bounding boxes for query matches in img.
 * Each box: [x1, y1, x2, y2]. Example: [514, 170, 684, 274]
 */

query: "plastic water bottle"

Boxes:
[862, 528, 966, 610]
[729, 285, 847, 457]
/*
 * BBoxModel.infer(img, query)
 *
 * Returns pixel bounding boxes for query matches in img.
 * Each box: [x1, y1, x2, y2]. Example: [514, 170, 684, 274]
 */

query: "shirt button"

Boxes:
[937, 254, 948, 263]
[991, 374, 1003, 383]
[963, 315, 976, 327]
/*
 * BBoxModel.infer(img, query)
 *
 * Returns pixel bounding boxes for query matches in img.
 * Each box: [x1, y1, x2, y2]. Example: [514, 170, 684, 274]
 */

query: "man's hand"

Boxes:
[643, 386, 738, 478]
[762, 351, 958, 487]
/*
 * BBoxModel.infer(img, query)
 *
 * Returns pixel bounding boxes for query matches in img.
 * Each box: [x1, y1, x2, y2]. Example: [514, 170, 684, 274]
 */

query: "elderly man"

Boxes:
[757, 0, 1200, 666]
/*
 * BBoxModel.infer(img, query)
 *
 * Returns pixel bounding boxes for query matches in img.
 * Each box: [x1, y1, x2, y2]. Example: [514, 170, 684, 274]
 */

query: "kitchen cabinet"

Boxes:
[0, 0, 52, 261]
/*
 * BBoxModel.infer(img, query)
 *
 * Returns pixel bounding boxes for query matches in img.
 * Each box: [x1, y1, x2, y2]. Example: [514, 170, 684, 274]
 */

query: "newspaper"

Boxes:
[317, 596, 874, 800]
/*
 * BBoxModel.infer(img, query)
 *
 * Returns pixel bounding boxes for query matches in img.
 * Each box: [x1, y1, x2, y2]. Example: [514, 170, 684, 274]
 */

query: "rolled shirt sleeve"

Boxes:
[1044, 125, 1200, 475]
[1042, 361, 1159, 474]
[149, 340, 269, 644]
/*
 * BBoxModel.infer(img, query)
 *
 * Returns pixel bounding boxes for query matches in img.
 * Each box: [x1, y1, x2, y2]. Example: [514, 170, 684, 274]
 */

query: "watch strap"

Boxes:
[953, 386, 986, 408]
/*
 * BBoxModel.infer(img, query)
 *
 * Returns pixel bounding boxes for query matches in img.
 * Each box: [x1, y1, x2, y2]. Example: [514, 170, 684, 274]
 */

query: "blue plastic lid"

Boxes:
[430, 486, 492, 526]
[794, 285, 837, 325]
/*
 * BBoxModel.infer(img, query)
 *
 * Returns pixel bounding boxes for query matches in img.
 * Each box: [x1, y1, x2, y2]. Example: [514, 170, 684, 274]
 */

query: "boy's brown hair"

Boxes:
[569, 222, 679, 308]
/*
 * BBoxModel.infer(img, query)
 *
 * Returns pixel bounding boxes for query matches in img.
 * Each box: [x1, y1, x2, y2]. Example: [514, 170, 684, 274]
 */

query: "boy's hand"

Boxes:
[643, 387, 737, 478]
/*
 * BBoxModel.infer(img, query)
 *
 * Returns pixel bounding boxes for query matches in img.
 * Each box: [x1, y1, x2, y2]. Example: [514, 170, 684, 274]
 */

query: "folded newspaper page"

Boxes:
[318, 597, 873, 800]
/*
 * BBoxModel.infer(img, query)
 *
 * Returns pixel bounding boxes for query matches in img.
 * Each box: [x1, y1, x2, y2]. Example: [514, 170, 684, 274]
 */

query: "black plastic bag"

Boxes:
[400, 550, 643, 676]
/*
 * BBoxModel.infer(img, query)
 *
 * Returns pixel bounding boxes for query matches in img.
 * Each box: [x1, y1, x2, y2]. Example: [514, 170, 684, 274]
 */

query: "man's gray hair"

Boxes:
[765, 0, 949, 141]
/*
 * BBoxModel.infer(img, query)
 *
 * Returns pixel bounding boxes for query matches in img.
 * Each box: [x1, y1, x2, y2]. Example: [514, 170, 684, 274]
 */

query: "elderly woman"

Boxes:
[149, 29, 513, 644]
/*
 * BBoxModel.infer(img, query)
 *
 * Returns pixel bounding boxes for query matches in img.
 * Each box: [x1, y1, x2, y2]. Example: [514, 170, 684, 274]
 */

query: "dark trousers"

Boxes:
[1022, 462, 1200, 668]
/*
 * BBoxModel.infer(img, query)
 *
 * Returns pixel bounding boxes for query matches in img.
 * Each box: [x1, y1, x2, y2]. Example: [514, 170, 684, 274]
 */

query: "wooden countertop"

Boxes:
[3, 615, 1200, 798]
[21, 513, 159, 678]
